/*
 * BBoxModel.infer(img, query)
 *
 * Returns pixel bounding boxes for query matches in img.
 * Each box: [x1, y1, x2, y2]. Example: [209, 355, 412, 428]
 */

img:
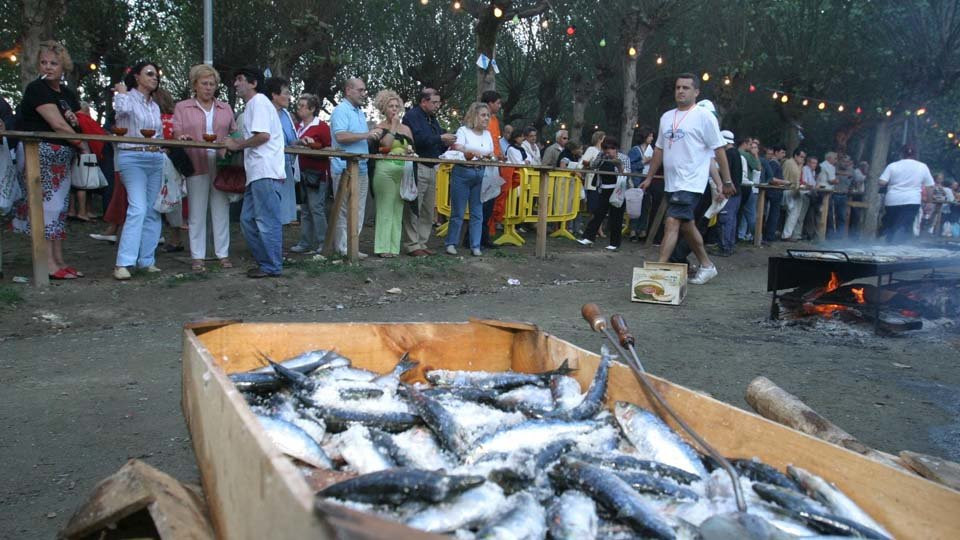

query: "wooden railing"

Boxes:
[1, 130, 655, 287]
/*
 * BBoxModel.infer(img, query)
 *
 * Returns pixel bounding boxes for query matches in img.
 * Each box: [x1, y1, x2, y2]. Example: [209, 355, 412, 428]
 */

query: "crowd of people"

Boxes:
[2, 42, 957, 283]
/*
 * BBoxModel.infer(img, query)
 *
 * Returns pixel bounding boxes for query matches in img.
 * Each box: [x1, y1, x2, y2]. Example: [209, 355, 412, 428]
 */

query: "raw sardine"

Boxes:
[476, 491, 546, 540]
[318, 468, 485, 504]
[424, 360, 574, 391]
[255, 414, 332, 469]
[548, 490, 599, 540]
[546, 345, 612, 421]
[405, 482, 507, 533]
[614, 401, 708, 479]
[787, 466, 891, 538]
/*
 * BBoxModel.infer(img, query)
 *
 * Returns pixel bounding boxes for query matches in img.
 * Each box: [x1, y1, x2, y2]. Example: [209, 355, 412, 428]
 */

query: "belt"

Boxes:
[120, 146, 163, 152]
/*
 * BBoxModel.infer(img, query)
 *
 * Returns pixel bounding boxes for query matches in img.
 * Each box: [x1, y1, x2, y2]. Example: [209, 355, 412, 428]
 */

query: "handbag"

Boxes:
[168, 147, 195, 178]
[400, 161, 418, 201]
[213, 165, 247, 193]
[70, 153, 108, 190]
[154, 155, 185, 213]
[608, 176, 627, 208]
[481, 166, 505, 203]
[0, 141, 23, 215]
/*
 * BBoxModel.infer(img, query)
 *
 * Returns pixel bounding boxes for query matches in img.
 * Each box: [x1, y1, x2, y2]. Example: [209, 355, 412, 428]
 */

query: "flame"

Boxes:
[825, 272, 841, 293]
[901, 309, 919, 318]
[851, 287, 866, 304]
[803, 303, 846, 316]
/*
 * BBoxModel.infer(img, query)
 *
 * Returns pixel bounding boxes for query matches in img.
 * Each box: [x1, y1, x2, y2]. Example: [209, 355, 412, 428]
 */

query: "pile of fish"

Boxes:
[232, 348, 892, 539]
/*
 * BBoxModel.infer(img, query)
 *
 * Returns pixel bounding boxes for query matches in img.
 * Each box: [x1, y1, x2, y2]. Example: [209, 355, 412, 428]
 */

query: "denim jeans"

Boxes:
[719, 193, 741, 251]
[115, 151, 165, 267]
[447, 165, 484, 249]
[763, 191, 784, 242]
[297, 171, 328, 250]
[737, 187, 756, 240]
[241, 178, 284, 275]
[829, 194, 848, 238]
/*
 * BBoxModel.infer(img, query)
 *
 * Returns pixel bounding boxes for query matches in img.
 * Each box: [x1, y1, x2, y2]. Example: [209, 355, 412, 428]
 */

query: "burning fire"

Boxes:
[825, 272, 841, 293]
[851, 287, 866, 304]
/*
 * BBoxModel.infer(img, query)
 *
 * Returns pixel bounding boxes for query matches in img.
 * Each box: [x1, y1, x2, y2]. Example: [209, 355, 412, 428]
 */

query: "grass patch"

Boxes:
[0, 285, 22, 306]
[162, 271, 211, 288]
[491, 249, 526, 261]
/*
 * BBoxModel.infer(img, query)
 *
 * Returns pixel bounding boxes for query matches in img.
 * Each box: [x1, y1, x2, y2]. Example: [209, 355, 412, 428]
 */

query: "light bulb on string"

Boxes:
[748, 84, 756, 92]
[838, 104, 845, 112]
[89, 63, 97, 71]
[780, 94, 789, 103]
[802, 99, 809, 107]
[420, 0, 428, 5]
[628, 46, 637, 57]
[948, 132, 955, 139]
[885, 110, 893, 117]
[566, 25, 576, 36]
[512, 15, 519, 23]
[723, 76, 731, 86]
[540, 18, 548, 28]
[493, 6, 503, 17]
[656, 56, 663, 65]
[702, 72, 710, 82]
[916, 107, 926, 116]
[560, 123, 566, 129]
[599, 39, 606, 47]
[453, 1, 461, 9]
[771, 91, 779, 100]
[855, 107, 862, 115]
[818, 102, 826, 110]
[9, 54, 17, 63]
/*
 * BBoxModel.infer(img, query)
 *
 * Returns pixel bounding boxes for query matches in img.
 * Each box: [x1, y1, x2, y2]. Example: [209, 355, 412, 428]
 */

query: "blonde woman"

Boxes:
[172, 64, 237, 272]
[448, 102, 495, 256]
[371, 90, 415, 257]
[13, 41, 88, 279]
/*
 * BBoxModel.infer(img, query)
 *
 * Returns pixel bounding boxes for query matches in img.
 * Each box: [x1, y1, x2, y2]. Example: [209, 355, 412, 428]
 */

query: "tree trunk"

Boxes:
[619, 48, 641, 147]
[475, 12, 500, 98]
[863, 119, 892, 238]
[570, 74, 591, 145]
[19, 0, 66, 89]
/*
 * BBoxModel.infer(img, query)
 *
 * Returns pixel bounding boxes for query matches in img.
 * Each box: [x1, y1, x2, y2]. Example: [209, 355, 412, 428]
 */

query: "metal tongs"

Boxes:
[581, 303, 748, 512]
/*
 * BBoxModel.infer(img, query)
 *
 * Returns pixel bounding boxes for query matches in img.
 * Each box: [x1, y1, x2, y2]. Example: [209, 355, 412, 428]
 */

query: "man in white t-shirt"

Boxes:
[225, 67, 286, 278]
[878, 144, 934, 243]
[641, 74, 733, 285]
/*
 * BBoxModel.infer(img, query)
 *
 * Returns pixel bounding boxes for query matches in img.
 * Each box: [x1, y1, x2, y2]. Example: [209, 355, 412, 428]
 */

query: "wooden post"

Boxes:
[346, 159, 360, 263]
[644, 198, 668, 247]
[536, 170, 549, 258]
[24, 142, 49, 287]
[754, 187, 767, 247]
[817, 191, 832, 242]
[322, 169, 350, 256]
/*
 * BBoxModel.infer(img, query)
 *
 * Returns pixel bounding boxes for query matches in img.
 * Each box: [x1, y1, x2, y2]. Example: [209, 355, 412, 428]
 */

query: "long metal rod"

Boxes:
[582, 304, 747, 512]
[203, 0, 213, 65]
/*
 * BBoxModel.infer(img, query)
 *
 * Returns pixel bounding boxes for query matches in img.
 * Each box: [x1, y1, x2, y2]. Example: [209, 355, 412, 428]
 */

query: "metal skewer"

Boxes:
[581, 303, 748, 513]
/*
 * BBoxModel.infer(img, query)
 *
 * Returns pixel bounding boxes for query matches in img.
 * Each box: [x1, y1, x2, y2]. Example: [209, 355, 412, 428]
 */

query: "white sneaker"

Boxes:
[446, 245, 458, 255]
[113, 266, 131, 280]
[577, 238, 593, 246]
[689, 265, 718, 285]
[289, 244, 310, 253]
[90, 233, 117, 242]
[605, 245, 618, 251]
[358, 252, 369, 260]
[471, 248, 482, 257]
[142, 265, 162, 273]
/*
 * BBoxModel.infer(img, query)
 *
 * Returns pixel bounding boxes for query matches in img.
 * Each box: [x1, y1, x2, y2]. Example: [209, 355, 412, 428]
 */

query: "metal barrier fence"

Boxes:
[0, 130, 655, 287]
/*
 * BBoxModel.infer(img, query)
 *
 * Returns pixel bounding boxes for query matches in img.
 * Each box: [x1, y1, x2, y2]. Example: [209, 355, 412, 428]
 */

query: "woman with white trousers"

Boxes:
[172, 64, 237, 272]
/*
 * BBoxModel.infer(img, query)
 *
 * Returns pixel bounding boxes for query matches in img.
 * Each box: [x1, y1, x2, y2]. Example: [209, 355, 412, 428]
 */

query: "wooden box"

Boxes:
[181, 320, 960, 539]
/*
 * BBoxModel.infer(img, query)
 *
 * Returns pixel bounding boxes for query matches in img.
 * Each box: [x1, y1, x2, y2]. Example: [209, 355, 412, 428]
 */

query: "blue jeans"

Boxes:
[719, 193, 741, 251]
[297, 172, 328, 250]
[447, 165, 483, 249]
[116, 151, 165, 267]
[737, 187, 756, 240]
[763, 192, 783, 242]
[829, 194, 848, 238]
[241, 178, 284, 274]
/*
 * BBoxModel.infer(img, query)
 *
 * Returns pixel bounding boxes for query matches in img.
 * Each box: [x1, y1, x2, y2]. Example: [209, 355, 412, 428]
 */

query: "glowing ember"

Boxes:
[851, 287, 866, 304]
[901, 309, 920, 318]
[825, 272, 841, 293]
[803, 303, 846, 316]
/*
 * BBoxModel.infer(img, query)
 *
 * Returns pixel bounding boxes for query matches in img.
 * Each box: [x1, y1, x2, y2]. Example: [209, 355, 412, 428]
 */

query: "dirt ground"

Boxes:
[1, 217, 958, 538]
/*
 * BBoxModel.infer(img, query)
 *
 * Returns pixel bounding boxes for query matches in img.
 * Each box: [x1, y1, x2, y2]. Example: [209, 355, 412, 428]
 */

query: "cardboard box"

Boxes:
[631, 261, 687, 305]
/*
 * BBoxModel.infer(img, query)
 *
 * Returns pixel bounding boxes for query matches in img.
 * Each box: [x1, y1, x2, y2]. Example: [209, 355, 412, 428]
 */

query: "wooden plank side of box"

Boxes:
[539, 333, 960, 540]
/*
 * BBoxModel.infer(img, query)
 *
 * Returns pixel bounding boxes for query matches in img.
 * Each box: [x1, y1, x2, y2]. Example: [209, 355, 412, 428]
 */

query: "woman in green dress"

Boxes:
[372, 90, 415, 257]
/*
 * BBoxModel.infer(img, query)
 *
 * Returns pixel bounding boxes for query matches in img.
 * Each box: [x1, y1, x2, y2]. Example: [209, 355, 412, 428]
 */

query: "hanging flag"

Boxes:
[476, 54, 490, 70]
[490, 59, 500, 74]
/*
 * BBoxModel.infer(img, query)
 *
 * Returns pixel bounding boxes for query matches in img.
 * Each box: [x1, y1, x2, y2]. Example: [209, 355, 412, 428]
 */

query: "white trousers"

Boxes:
[187, 172, 231, 260]
[782, 191, 809, 240]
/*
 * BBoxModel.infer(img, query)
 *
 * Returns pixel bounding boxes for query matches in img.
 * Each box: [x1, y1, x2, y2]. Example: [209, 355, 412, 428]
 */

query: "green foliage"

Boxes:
[0, 284, 22, 306]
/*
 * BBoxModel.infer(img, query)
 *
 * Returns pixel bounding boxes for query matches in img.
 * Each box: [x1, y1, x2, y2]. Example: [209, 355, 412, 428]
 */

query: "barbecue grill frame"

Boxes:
[767, 248, 960, 332]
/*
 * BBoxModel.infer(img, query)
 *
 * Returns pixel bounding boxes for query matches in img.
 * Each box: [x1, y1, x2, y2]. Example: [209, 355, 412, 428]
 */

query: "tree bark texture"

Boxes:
[19, 0, 66, 89]
[863, 119, 891, 238]
[619, 48, 642, 147]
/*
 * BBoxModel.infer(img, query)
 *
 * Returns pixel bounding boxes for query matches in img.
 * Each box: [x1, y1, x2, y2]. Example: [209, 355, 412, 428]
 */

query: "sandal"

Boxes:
[49, 268, 78, 280]
[191, 260, 206, 272]
[64, 266, 85, 278]
[218, 258, 233, 269]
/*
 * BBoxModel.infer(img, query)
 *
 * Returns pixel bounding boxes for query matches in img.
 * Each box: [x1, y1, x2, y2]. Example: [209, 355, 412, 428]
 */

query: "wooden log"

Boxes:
[754, 187, 766, 247]
[536, 170, 549, 258]
[745, 376, 908, 471]
[346, 159, 360, 263]
[59, 459, 214, 540]
[644, 197, 668, 247]
[900, 451, 960, 492]
[322, 167, 351, 256]
[24, 142, 49, 287]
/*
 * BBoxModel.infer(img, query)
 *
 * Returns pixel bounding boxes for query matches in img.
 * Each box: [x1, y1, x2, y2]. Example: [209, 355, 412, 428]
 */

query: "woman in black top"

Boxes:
[13, 40, 88, 280]
[577, 137, 628, 250]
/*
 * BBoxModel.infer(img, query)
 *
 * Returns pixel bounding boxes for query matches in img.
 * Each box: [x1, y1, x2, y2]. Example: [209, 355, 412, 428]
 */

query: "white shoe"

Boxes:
[90, 233, 117, 242]
[689, 265, 718, 285]
[358, 252, 369, 259]
[142, 265, 162, 273]
[605, 245, 618, 251]
[577, 238, 593, 246]
[471, 248, 482, 257]
[289, 244, 310, 253]
[113, 267, 131, 280]
[445, 245, 458, 255]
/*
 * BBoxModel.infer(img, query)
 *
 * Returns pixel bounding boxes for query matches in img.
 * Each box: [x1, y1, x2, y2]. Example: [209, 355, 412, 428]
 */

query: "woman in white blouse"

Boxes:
[448, 102, 495, 257]
[111, 61, 165, 281]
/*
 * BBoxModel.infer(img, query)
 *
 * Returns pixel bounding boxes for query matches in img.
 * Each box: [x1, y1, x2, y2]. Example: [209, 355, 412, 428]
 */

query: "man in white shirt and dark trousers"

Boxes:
[641, 74, 733, 285]
[879, 144, 934, 243]
[225, 67, 287, 278]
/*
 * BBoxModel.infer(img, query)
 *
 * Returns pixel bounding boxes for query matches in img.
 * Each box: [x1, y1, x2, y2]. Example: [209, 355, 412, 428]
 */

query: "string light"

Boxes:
[885, 110, 893, 117]
[701, 72, 710, 82]
[420, 0, 428, 5]
[599, 39, 606, 47]
[512, 15, 519, 23]
[855, 107, 862, 115]
[540, 18, 548, 28]
[837, 104, 845, 112]
[748, 84, 756, 92]
[949, 132, 955, 139]
[771, 91, 779, 100]
[453, 1, 461, 9]
[916, 107, 927, 116]
[818, 102, 826, 110]
[89, 63, 97, 71]
[9, 54, 16, 63]
[493, 6, 503, 17]
[780, 94, 789, 103]
[566, 25, 576, 36]
[723, 76, 731, 86]
[560, 123, 566, 129]
[628, 47, 637, 57]
[802, 99, 809, 107]
[655, 56, 663, 65]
